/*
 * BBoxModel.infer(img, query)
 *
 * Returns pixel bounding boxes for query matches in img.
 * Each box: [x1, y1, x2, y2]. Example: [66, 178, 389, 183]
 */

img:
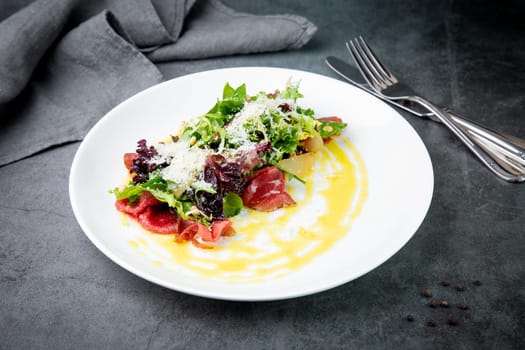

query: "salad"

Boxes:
[111, 81, 347, 248]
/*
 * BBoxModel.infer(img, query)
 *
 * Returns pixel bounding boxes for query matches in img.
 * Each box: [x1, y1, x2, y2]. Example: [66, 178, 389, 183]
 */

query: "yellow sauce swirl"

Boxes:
[127, 137, 367, 282]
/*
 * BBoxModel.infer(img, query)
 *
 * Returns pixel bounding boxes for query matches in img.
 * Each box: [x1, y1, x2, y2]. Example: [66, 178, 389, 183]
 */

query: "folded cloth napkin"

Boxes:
[0, 0, 317, 166]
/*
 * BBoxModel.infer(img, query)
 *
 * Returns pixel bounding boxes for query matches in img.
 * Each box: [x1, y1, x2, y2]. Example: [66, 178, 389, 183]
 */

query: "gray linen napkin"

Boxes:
[0, 0, 316, 166]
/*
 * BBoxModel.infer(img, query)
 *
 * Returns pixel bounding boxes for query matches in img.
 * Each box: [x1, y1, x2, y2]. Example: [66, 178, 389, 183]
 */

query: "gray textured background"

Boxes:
[1, 0, 525, 349]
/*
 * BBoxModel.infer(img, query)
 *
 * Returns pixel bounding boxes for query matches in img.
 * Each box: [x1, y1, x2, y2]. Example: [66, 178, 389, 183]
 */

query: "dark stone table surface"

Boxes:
[1, 1, 524, 349]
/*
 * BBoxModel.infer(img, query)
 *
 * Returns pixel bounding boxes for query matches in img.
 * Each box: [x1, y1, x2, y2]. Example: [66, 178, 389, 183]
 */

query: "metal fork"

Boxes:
[347, 36, 525, 182]
[325, 55, 525, 170]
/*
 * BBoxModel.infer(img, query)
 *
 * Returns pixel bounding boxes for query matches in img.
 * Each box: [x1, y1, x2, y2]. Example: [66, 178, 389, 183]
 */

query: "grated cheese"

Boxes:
[225, 95, 293, 148]
[155, 141, 211, 188]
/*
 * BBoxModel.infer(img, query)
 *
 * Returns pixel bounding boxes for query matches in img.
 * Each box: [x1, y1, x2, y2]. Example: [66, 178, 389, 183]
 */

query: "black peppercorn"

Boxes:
[428, 299, 437, 308]
[447, 317, 459, 326]
[440, 280, 450, 287]
[406, 315, 414, 322]
[473, 280, 482, 286]
[458, 303, 469, 310]
[422, 288, 432, 297]
[455, 284, 465, 291]
[439, 300, 449, 308]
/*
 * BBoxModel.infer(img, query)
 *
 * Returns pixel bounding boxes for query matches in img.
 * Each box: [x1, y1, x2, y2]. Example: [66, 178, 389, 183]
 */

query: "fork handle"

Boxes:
[411, 96, 525, 182]
[447, 113, 525, 160]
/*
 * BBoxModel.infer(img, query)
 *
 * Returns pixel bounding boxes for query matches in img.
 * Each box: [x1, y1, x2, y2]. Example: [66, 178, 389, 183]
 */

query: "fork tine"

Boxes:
[346, 40, 385, 91]
[357, 36, 398, 84]
[352, 38, 390, 88]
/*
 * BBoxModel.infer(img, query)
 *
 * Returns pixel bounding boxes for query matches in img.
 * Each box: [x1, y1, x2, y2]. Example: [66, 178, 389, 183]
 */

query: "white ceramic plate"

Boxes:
[69, 67, 433, 301]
